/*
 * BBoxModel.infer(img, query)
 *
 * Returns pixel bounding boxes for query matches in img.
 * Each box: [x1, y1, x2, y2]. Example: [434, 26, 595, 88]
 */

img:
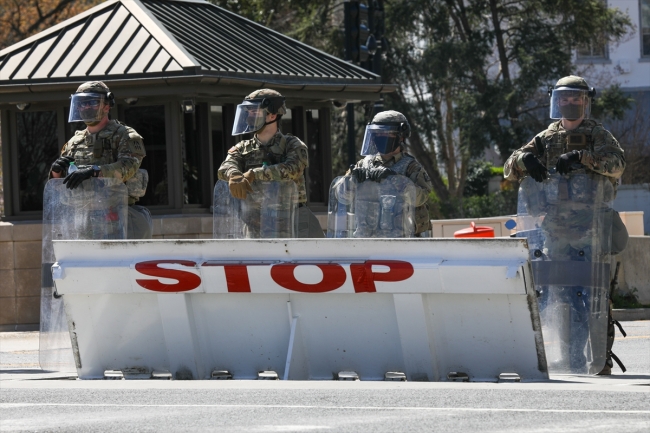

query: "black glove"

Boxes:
[522, 152, 548, 183]
[367, 166, 397, 182]
[51, 156, 75, 174]
[556, 150, 581, 175]
[63, 166, 99, 190]
[350, 165, 367, 183]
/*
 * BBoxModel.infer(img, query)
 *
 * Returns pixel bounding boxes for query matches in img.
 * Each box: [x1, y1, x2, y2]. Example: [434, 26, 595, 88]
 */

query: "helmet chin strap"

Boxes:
[256, 116, 280, 135]
[84, 120, 101, 126]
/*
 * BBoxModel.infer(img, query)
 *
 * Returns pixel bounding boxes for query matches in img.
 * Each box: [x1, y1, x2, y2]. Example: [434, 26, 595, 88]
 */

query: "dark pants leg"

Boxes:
[611, 211, 629, 255]
[568, 287, 590, 371]
[127, 205, 153, 239]
[296, 205, 325, 238]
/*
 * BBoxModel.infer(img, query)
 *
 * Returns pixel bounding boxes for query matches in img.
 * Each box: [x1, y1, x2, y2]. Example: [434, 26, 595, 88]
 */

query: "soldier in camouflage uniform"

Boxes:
[50, 81, 152, 239]
[217, 89, 324, 238]
[345, 111, 433, 236]
[505, 75, 627, 374]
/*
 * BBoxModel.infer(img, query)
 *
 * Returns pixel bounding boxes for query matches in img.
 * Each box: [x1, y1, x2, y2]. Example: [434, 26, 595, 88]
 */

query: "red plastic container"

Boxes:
[453, 221, 495, 238]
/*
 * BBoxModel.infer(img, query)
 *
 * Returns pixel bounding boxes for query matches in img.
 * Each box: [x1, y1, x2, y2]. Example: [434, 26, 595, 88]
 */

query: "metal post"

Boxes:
[346, 103, 356, 167]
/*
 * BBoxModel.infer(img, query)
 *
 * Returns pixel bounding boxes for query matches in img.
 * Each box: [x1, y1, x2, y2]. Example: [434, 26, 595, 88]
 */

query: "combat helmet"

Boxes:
[548, 75, 596, 121]
[68, 81, 114, 125]
[232, 88, 287, 136]
[360, 110, 411, 156]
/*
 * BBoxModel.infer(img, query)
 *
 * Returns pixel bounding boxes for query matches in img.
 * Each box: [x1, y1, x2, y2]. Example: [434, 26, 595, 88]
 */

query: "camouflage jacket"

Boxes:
[504, 119, 625, 193]
[348, 152, 433, 234]
[217, 131, 309, 203]
[60, 120, 146, 204]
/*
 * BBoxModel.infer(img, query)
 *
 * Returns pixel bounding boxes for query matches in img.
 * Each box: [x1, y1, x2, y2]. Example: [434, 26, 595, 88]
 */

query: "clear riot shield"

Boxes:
[40, 178, 128, 372]
[327, 175, 416, 238]
[516, 173, 613, 374]
[213, 180, 299, 239]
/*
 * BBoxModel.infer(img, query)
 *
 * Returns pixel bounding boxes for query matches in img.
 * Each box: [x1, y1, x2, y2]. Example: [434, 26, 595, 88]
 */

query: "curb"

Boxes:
[612, 308, 650, 321]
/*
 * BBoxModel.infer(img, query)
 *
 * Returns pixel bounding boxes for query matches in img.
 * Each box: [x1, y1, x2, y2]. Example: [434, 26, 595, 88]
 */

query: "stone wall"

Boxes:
[617, 236, 650, 305]
[0, 215, 216, 328]
[0, 222, 42, 328]
[614, 185, 650, 236]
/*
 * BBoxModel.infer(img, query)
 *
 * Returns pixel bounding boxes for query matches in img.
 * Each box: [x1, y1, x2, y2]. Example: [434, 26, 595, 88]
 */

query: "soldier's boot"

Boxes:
[597, 301, 627, 375]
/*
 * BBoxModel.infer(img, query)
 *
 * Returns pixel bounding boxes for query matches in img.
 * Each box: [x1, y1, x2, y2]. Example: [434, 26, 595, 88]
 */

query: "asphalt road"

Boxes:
[1, 322, 648, 433]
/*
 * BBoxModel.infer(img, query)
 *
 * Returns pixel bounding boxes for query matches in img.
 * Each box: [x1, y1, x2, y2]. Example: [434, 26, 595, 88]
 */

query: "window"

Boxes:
[306, 109, 325, 203]
[123, 105, 168, 206]
[577, 39, 608, 60]
[211, 105, 226, 185]
[182, 107, 208, 205]
[577, 0, 608, 60]
[16, 111, 59, 211]
[642, 0, 650, 56]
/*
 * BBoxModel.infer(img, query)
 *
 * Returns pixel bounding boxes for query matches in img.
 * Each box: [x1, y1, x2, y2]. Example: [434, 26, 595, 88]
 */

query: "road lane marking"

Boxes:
[1, 403, 649, 414]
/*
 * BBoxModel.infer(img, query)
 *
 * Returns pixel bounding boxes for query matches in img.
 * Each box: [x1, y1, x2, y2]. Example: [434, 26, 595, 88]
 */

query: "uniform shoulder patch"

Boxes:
[128, 139, 144, 152]
[227, 146, 239, 154]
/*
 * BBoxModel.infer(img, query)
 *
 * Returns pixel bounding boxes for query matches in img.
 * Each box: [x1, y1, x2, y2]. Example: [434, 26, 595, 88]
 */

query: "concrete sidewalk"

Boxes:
[613, 309, 650, 321]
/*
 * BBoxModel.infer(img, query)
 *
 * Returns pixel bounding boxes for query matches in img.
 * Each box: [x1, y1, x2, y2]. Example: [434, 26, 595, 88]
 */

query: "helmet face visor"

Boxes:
[361, 124, 401, 156]
[68, 93, 107, 123]
[232, 101, 267, 136]
[550, 88, 591, 120]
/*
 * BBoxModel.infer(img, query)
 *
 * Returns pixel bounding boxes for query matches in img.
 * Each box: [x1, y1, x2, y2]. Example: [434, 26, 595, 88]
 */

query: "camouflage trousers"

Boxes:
[541, 208, 627, 259]
[241, 204, 324, 238]
[241, 201, 294, 238]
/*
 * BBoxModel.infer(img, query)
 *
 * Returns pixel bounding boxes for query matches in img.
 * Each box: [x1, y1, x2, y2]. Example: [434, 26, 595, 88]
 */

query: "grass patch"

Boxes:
[612, 287, 650, 309]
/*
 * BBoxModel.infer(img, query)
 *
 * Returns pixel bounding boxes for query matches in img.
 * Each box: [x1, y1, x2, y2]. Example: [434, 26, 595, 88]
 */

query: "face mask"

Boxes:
[559, 104, 583, 120]
[78, 99, 104, 123]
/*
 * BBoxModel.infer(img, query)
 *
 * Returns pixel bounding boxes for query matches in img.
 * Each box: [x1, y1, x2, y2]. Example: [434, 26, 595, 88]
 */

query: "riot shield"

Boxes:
[516, 173, 613, 374]
[40, 178, 128, 372]
[213, 180, 299, 239]
[327, 175, 416, 238]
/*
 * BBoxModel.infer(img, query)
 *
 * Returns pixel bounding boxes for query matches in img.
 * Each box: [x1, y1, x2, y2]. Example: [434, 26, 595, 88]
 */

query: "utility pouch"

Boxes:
[92, 138, 104, 158]
[567, 134, 588, 152]
[125, 169, 149, 198]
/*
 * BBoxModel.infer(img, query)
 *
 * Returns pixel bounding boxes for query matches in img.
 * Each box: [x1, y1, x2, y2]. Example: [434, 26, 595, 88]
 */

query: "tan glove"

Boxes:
[228, 173, 253, 199]
[243, 169, 256, 184]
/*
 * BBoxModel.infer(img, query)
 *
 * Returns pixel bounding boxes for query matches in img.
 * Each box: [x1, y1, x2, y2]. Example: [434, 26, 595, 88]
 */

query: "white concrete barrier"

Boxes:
[52, 238, 548, 382]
